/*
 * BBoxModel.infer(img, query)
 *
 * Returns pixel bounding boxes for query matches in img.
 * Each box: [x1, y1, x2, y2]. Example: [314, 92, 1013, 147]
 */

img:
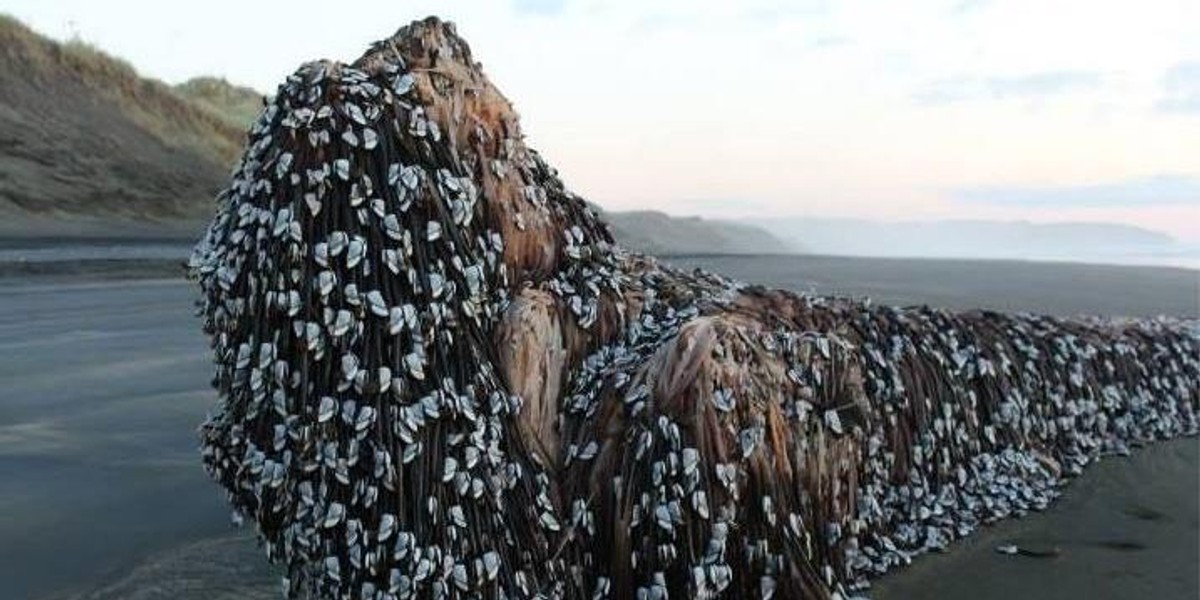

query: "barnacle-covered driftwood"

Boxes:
[189, 17, 1199, 600]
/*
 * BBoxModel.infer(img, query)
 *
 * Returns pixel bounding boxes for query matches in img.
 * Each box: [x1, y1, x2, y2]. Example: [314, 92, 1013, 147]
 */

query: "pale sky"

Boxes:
[7, 0, 1200, 240]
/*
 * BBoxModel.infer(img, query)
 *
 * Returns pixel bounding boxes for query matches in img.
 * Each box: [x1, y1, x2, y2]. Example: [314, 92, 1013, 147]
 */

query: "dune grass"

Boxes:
[0, 14, 247, 164]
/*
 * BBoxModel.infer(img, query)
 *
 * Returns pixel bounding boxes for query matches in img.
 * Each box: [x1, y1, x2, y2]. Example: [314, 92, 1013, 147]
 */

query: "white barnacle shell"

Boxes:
[393, 73, 415, 96]
[384, 214, 404, 241]
[346, 236, 366, 269]
[577, 441, 599, 461]
[482, 551, 500, 581]
[349, 183, 366, 207]
[366, 290, 388, 317]
[449, 505, 467, 528]
[323, 502, 345, 528]
[712, 388, 735, 413]
[401, 165, 420, 190]
[692, 490, 710, 519]
[824, 409, 844, 435]
[428, 272, 445, 299]
[654, 504, 673, 531]
[334, 158, 351, 181]
[275, 152, 294, 180]
[388, 306, 407, 334]
[318, 396, 337, 423]
[272, 208, 291, 237]
[378, 513, 396, 542]
[738, 426, 762, 458]
[716, 463, 739, 490]
[324, 556, 340, 582]
[355, 406, 376, 432]
[346, 102, 367, 125]
[383, 248, 402, 274]
[539, 511, 561, 532]
[331, 309, 353, 337]
[328, 231, 348, 256]
[405, 352, 426, 381]
[317, 271, 336, 297]
[682, 447, 699, 476]
[341, 353, 360, 382]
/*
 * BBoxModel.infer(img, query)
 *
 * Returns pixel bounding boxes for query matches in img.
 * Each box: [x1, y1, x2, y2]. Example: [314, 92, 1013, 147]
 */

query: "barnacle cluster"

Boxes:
[190, 17, 1199, 600]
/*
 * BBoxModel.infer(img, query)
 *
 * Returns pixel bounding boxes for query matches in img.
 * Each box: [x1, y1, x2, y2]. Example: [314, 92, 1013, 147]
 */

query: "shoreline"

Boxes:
[872, 435, 1199, 599]
[1, 261, 1195, 599]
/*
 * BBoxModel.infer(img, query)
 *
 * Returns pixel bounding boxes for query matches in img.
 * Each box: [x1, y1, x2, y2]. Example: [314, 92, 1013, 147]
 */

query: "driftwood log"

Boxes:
[189, 17, 1200, 600]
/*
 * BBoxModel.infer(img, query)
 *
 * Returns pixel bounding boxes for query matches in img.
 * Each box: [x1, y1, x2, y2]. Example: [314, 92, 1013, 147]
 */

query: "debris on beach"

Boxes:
[995, 544, 1061, 558]
[188, 17, 1200, 599]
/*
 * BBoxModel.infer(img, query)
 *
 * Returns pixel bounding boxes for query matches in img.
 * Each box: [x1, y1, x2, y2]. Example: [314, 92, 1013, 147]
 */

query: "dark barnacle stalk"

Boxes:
[189, 20, 563, 599]
[189, 16, 1200, 600]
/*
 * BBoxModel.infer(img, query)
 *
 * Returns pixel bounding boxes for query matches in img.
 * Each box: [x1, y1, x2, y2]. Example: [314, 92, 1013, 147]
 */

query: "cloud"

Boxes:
[741, 1, 830, 22]
[628, 1, 829, 33]
[950, 0, 990, 16]
[914, 71, 1102, 104]
[953, 175, 1200, 208]
[1156, 61, 1200, 114]
[987, 71, 1101, 97]
[511, 0, 566, 17]
[809, 36, 849, 50]
[912, 76, 978, 104]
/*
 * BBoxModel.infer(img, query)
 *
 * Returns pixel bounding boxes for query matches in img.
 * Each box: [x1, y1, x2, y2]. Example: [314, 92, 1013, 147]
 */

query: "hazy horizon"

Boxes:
[4, 0, 1198, 244]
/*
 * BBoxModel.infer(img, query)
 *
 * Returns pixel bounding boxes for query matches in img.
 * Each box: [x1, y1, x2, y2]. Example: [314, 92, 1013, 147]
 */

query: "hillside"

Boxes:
[173, 76, 263, 132]
[606, 210, 791, 254]
[0, 14, 242, 231]
[749, 217, 1185, 263]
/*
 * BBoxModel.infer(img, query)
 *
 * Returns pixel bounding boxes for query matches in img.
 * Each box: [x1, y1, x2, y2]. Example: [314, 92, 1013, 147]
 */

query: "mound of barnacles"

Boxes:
[189, 16, 1200, 600]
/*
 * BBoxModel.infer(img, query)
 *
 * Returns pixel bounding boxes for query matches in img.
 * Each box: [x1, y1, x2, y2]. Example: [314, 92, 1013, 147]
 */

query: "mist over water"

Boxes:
[742, 218, 1200, 270]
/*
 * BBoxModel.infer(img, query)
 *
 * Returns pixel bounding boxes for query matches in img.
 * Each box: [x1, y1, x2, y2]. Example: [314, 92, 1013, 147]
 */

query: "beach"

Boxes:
[0, 254, 1195, 599]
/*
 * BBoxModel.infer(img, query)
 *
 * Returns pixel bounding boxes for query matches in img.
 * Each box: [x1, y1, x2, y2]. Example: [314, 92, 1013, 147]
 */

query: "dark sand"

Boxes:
[871, 438, 1198, 599]
[0, 280, 269, 600]
[0, 255, 1196, 600]
[664, 254, 1199, 318]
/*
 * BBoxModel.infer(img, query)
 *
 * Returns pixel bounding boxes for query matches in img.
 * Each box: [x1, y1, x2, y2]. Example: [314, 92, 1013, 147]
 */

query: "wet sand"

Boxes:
[664, 254, 1199, 318]
[871, 438, 1198, 600]
[0, 257, 1196, 599]
[0, 280, 243, 600]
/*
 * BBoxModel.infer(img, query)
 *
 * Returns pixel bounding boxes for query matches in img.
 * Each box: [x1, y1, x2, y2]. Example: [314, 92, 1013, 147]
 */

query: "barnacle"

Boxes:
[189, 16, 1199, 600]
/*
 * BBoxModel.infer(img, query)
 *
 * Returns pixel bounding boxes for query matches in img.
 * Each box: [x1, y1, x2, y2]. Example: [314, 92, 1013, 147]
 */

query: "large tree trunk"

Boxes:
[189, 17, 1200, 600]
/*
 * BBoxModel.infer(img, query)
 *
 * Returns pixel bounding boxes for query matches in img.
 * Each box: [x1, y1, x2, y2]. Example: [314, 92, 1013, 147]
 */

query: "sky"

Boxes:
[6, 0, 1199, 241]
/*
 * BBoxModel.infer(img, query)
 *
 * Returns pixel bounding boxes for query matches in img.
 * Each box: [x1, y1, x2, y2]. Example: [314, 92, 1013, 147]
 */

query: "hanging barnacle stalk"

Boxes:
[189, 16, 1200, 600]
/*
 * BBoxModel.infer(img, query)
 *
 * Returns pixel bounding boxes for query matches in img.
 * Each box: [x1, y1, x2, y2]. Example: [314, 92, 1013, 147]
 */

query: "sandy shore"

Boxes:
[0, 256, 1196, 599]
[664, 254, 1199, 318]
[872, 437, 1198, 599]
